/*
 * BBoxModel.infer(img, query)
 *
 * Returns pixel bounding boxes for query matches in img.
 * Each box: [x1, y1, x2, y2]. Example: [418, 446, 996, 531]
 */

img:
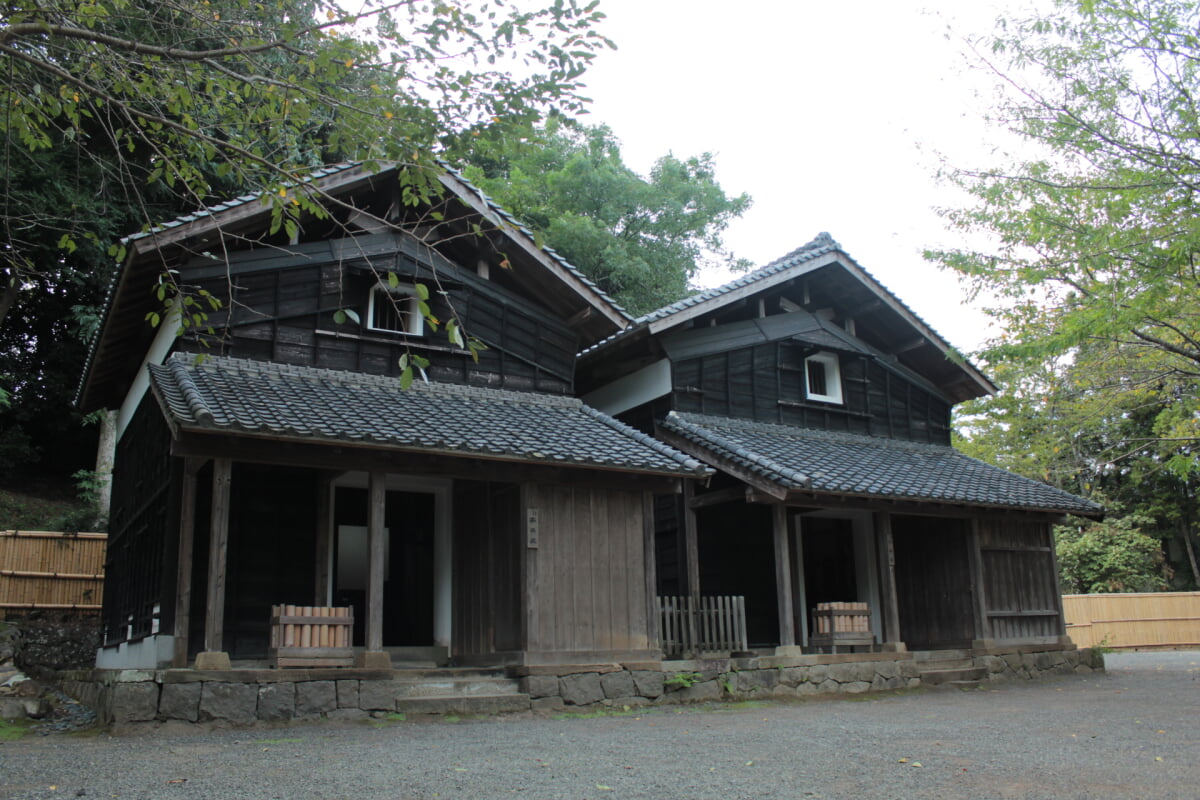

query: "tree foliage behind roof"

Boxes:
[450, 118, 752, 316]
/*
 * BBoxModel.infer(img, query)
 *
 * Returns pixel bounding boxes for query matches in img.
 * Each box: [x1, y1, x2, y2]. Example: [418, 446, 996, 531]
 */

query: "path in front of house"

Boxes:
[2, 651, 1197, 800]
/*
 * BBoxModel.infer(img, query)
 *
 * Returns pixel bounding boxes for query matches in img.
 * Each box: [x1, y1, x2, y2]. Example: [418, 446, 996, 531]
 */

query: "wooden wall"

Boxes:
[524, 484, 652, 655]
[452, 481, 523, 657]
[1063, 592, 1200, 649]
[977, 519, 1064, 642]
[671, 341, 952, 444]
[0, 531, 106, 613]
[891, 516, 975, 648]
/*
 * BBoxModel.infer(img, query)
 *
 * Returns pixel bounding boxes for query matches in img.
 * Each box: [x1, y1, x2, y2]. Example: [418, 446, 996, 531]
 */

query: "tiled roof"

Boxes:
[660, 412, 1103, 516]
[147, 354, 710, 477]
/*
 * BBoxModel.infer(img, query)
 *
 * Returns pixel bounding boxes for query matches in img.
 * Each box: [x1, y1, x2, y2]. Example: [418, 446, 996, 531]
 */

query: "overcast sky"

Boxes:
[575, 0, 1043, 353]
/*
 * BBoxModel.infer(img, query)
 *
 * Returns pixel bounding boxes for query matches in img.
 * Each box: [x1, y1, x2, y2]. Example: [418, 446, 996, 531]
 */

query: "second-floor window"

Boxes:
[805, 351, 843, 404]
[367, 283, 423, 336]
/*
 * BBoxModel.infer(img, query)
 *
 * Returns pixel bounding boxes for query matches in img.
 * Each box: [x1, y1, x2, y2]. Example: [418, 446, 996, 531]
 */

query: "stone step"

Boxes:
[392, 677, 521, 699]
[390, 667, 509, 680]
[394, 693, 531, 716]
[913, 649, 972, 661]
[916, 659, 975, 672]
[921, 666, 987, 686]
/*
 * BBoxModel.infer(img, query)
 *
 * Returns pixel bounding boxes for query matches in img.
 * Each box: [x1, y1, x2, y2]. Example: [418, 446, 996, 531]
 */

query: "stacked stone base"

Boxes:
[54, 644, 1105, 728]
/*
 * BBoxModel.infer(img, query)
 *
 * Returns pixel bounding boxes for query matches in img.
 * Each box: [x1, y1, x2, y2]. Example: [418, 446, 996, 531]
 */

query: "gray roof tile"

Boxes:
[661, 411, 1102, 516]
[148, 354, 710, 477]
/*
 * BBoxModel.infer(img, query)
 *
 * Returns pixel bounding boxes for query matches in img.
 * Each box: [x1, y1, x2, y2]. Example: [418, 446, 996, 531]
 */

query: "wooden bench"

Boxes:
[809, 601, 874, 653]
[269, 605, 354, 667]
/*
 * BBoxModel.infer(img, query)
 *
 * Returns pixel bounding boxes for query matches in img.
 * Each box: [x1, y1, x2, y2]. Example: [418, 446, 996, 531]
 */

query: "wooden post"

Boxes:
[196, 457, 232, 670]
[358, 470, 389, 667]
[1042, 520, 1071, 643]
[522, 483, 540, 654]
[967, 519, 992, 647]
[873, 512, 904, 651]
[172, 458, 204, 668]
[682, 481, 701, 600]
[643, 491, 659, 651]
[313, 472, 335, 604]
[772, 503, 795, 647]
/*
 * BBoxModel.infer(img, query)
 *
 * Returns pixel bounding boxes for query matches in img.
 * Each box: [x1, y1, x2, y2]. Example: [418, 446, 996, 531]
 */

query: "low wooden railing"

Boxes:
[658, 595, 747, 658]
[269, 605, 354, 667]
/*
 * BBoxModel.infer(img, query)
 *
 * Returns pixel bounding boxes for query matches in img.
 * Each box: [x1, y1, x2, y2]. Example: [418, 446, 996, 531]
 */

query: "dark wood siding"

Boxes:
[892, 516, 975, 648]
[978, 519, 1064, 641]
[525, 484, 650, 654]
[452, 481, 522, 657]
[671, 341, 952, 444]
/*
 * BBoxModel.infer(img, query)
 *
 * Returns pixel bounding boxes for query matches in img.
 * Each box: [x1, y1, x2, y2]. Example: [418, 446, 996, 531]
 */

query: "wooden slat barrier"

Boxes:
[1062, 592, 1200, 650]
[657, 595, 747, 658]
[809, 601, 874, 652]
[268, 605, 355, 667]
[0, 530, 106, 614]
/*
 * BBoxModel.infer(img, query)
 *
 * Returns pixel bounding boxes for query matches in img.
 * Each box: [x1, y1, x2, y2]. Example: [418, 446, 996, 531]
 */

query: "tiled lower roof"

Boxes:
[147, 354, 710, 477]
[660, 412, 1103, 516]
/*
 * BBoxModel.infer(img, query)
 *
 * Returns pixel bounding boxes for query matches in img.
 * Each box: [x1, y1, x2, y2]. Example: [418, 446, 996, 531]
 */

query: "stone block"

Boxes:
[844, 681, 871, 694]
[358, 680, 398, 711]
[560, 672, 604, 706]
[854, 662, 878, 683]
[779, 667, 809, 687]
[807, 664, 829, 684]
[326, 708, 369, 722]
[981, 655, 1006, 674]
[522, 675, 561, 699]
[898, 660, 922, 679]
[677, 680, 721, 702]
[772, 684, 797, 698]
[531, 696, 566, 712]
[257, 683, 295, 721]
[1074, 664, 1093, 675]
[736, 669, 779, 693]
[827, 662, 858, 684]
[111, 681, 159, 723]
[817, 679, 840, 693]
[337, 680, 359, 709]
[199, 682, 257, 725]
[796, 681, 819, 695]
[296, 681, 337, 716]
[873, 660, 899, 680]
[631, 670, 664, 699]
[600, 670, 636, 700]
[159, 682, 201, 722]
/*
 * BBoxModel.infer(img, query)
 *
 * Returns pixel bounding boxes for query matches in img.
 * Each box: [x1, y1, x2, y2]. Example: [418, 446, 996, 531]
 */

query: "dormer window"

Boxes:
[367, 283, 423, 336]
[805, 351, 843, 404]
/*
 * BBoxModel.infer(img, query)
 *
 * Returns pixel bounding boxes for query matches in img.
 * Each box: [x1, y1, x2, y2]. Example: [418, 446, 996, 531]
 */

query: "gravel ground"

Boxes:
[1, 651, 1197, 800]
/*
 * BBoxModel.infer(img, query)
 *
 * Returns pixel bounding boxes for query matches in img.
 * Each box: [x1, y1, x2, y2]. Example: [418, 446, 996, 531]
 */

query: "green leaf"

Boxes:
[333, 309, 347, 325]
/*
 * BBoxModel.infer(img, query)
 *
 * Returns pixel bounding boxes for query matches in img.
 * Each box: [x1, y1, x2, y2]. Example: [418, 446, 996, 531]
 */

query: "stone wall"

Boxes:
[3, 612, 100, 674]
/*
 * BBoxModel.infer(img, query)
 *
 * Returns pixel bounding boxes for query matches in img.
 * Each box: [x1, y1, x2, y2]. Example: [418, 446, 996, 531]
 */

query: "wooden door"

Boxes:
[891, 516, 975, 649]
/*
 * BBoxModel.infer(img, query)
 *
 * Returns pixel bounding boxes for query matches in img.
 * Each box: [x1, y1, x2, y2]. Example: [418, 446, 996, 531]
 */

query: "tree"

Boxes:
[450, 119, 752, 315]
[1055, 511, 1169, 594]
[0, 0, 612, 330]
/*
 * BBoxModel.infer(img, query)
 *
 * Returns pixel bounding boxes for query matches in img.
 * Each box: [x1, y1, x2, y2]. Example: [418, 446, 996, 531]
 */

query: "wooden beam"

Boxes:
[967, 519, 990, 642]
[656, 427, 790, 500]
[203, 457, 232, 655]
[172, 457, 204, 668]
[365, 471, 386, 654]
[682, 480, 701, 600]
[565, 306, 593, 328]
[873, 512, 902, 647]
[687, 485, 751, 509]
[772, 504, 795, 647]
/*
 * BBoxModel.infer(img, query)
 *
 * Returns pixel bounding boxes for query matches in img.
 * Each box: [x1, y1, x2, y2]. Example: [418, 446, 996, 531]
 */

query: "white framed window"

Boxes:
[367, 283, 423, 336]
[804, 351, 843, 404]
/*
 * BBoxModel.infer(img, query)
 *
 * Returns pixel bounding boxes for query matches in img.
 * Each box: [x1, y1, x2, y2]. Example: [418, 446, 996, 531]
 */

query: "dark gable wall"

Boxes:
[671, 340, 953, 445]
[176, 233, 579, 394]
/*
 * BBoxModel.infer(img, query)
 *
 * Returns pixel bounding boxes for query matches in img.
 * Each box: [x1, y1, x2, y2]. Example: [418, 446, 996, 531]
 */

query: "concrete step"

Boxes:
[394, 693, 531, 715]
[921, 666, 987, 686]
[393, 677, 521, 699]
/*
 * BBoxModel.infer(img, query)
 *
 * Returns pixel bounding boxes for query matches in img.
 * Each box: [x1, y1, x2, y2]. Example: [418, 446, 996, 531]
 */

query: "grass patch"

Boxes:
[0, 718, 34, 742]
[0, 483, 92, 531]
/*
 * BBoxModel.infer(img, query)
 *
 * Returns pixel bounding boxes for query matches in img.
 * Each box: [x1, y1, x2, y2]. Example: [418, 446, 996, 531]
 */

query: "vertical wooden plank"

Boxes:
[591, 487, 611, 650]
[772, 503, 795, 647]
[573, 486, 594, 650]
[365, 471, 386, 654]
[1042, 520, 1069, 637]
[313, 472, 334, 604]
[682, 480, 701, 600]
[203, 457, 232, 655]
[173, 457, 202, 667]
[873, 512, 902, 647]
[967, 519, 990, 643]
[522, 482, 540, 653]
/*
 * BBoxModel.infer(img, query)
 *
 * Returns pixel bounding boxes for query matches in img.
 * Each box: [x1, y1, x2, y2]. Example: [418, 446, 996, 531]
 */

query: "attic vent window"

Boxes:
[367, 283, 424, 336]
[805, 352, 843, 404]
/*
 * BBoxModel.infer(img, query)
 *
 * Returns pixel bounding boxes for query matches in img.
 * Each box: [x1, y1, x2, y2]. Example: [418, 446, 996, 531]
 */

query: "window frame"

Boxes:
[804, 351, 843, 405]
[366, 282, 424, 337]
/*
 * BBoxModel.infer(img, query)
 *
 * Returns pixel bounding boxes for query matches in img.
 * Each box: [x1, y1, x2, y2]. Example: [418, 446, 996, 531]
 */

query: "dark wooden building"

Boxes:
[77, 164, 709, 670]
[577, 233, 1103, 653]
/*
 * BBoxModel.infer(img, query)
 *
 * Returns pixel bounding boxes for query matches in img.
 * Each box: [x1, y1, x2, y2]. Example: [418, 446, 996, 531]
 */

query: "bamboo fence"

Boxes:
[0, 530, 107, 614]
[1062, 592, 1200, 650]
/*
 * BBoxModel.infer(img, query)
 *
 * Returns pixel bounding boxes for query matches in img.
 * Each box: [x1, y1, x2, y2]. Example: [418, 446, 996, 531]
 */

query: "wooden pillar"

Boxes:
[172, 458, 204, 668]
[682, 480, 701, 599]
[772, 503, 796, 648]
[196, 457, 232, 670]
[967, 519, 993, 648]
[873, 512, 904, 651]
[522, 483, 540, 654]
[1042, 520, 1072, 643]
[643, 490, 660, 650]
[313, 472, 335, 604]
[357, 471, 390, 667]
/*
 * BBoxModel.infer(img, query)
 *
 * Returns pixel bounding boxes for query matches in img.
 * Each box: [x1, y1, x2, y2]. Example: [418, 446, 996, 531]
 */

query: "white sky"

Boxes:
[577, 0, 1042, 354]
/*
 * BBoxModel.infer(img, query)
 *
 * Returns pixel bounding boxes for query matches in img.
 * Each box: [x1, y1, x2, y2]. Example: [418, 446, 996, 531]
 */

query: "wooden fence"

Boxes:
[0, 530, 107, 613]
[1063, 592, 1200, 650]
[658, 595, 747, 658]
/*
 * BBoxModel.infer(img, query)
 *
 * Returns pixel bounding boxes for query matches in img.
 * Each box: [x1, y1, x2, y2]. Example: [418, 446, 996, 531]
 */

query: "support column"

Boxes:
[967, 519, 995, 649]
[357, 471, 390, 668]
[172, 458, 204, 668]
[772, 503, 796, 649]
[643, 490, 660, 651]
[195, 458, 232, 670]
[313, 473, 334, 605]
[682, 481, 701, 600]
[873, 512, 905, 652]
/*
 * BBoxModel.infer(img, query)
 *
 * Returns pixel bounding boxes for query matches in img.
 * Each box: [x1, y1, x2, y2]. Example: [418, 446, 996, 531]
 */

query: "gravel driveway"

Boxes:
[2, 651, 1197, 800]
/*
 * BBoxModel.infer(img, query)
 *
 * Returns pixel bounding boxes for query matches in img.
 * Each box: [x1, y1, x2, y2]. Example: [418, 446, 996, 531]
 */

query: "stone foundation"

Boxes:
[54, 644, 1105, 728]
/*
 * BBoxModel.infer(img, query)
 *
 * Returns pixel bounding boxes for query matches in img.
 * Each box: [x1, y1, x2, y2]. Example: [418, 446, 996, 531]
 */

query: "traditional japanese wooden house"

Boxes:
[577, 233, 1103, 654]
[76, 163, 710, 671]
